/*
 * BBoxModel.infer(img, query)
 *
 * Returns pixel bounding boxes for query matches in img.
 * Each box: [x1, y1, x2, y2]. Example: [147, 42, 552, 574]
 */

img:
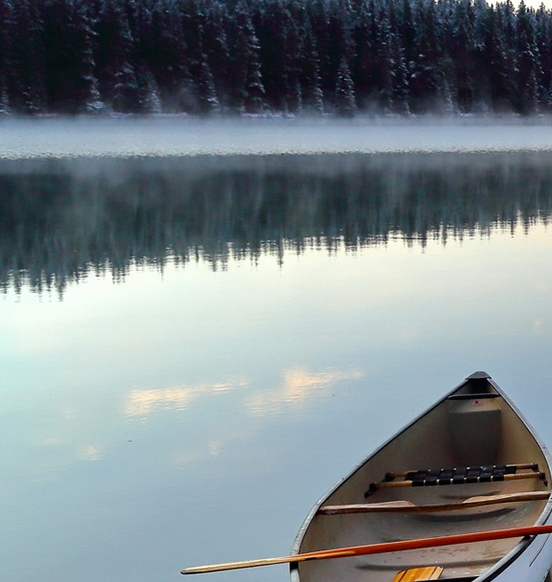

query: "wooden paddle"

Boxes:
[318, 490, 550, 514]
[181, 523, 552, 574]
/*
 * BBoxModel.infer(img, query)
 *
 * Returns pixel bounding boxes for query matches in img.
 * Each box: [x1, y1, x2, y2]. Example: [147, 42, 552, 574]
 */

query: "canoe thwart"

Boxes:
[318, 491, 550, 515]
[365, 464, 545, 497]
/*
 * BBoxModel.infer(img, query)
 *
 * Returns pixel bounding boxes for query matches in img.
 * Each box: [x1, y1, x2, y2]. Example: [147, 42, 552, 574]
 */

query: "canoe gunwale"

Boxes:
[290, 372, 552, 582]
[460, 375, 552, 582]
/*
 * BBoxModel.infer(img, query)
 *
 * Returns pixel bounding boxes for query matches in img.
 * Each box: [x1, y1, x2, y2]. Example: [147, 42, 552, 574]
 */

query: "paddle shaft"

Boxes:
[182, 523, 552, 574]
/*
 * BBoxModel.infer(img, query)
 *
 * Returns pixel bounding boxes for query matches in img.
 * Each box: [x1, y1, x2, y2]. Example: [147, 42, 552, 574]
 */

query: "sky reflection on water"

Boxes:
[2, 148, 552, 582]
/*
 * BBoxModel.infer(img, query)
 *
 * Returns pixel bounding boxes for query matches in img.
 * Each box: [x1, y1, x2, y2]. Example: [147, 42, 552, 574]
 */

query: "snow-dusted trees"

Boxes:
[42, 0, 101, 113]
[230, 0, 265, 113]
[7, 0, 46, 113]
[0, 0, 11, 114]
[536, 3, 552, 110]
[257, 0, 302, 113]
[300, 15, 324, 112]
[94, 0, 140, 112]
[1, 0, 552, 116]
[203, 1, 231, 109]
[335, 57, 356, 115]
[516, 0, 540, 112]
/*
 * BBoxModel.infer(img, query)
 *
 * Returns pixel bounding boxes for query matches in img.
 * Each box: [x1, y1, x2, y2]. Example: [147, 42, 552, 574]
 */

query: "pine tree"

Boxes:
[334, 56, 355, 115]
[8, 0, 47, 113]
[480, 4, 512, 111]
[135, 0, 191, 112]
[300, 13, 324, 113]
[327, 0, 355, 104]
[135, 64, 162, 113]
[94, 0, 140, 112]
[231, 0, 265, 113]
[516, 0, 540, 113]
[181, 0, 221, 114]
[307, 0, 332, 97]
[42, 0, 102, 113]
[449, 0, 478, 111]
[203, 1, 231, 110]
[535, 3, 552, 110]
[0, 0, 11, 114]
[390, 7, 410, 113]
[281, 0, 303, 113]
[258, 0, 303, 114]
[497, 0, 520, 111]
[370, 0, 409, 113]
[351, 0, 372, 109]
[409, 0, 446, 112]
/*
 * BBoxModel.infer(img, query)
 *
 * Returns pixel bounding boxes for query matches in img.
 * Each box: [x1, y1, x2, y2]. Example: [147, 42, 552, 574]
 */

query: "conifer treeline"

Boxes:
[0, 0, 550, 116]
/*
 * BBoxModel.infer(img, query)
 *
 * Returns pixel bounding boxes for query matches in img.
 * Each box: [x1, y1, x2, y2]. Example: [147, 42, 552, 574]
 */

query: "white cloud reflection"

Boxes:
[75, 444, 104, 461]
[245, 367, 363, 417]
[124, 380, 248, 417]
[124, 368, 362, 420]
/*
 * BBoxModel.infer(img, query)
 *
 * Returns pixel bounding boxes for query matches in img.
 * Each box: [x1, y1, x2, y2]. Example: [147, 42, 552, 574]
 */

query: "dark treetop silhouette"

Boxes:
[0, 0, 551, 116]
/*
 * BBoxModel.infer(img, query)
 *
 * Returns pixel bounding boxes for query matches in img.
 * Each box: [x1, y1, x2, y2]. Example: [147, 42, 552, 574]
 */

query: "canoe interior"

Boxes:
[293, 373, 552, 582]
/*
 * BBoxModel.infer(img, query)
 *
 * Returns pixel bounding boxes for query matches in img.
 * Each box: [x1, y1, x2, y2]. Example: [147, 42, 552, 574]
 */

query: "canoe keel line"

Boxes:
[181, 373, 552, 581]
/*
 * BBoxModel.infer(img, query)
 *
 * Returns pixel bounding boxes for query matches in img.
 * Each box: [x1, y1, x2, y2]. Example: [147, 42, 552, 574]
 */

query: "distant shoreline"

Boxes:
[3, 111, 552, 124]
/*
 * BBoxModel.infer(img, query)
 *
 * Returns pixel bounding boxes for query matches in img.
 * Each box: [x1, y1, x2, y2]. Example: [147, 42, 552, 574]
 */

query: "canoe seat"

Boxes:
[365, 463, 543, 497]
[392, 566, 443, 581]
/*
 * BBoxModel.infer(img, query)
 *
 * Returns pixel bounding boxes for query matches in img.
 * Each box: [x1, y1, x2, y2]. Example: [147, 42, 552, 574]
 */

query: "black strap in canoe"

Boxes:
[365, 463, 543, 497]
[404, 464, 516, 486]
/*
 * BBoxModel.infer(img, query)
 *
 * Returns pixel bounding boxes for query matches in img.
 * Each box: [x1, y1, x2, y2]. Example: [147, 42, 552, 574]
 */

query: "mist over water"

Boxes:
[3, 116, 552, 159]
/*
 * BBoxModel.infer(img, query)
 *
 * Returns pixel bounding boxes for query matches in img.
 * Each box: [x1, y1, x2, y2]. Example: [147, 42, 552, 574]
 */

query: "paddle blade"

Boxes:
[182, 548, 356, 574]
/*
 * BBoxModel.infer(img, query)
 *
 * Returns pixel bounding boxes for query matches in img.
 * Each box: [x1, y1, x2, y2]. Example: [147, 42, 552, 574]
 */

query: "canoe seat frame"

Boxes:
[318, 490, 550, 515]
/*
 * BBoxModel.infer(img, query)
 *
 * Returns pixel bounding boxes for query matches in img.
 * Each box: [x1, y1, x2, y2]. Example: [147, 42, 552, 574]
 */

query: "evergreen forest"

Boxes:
[0, 0, 551, 116]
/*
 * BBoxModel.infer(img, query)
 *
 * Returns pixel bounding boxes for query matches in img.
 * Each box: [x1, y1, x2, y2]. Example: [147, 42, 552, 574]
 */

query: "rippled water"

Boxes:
[1, 119, 552, 582]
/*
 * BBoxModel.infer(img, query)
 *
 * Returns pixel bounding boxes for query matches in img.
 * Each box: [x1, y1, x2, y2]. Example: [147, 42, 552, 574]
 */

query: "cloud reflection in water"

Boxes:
[124, 381, 248, 417]
[245, 368, 363, 417]
[123, 368, 362, 420]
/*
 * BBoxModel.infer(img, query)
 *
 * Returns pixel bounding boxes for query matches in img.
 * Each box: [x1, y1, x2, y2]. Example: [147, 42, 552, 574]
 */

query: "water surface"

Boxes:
[1, 120, 552, 582]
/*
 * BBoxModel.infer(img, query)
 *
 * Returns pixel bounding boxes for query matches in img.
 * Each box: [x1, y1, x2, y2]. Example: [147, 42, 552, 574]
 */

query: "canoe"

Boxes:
[290, 371, 552, 582]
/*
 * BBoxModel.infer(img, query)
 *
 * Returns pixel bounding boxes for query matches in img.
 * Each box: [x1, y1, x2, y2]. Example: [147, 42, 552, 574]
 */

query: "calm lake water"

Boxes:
[1, 118, 552, 582]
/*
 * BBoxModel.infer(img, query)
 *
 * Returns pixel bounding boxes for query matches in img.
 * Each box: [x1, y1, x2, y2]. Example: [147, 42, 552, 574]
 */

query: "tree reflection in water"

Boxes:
[1, 152, 552, 296]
